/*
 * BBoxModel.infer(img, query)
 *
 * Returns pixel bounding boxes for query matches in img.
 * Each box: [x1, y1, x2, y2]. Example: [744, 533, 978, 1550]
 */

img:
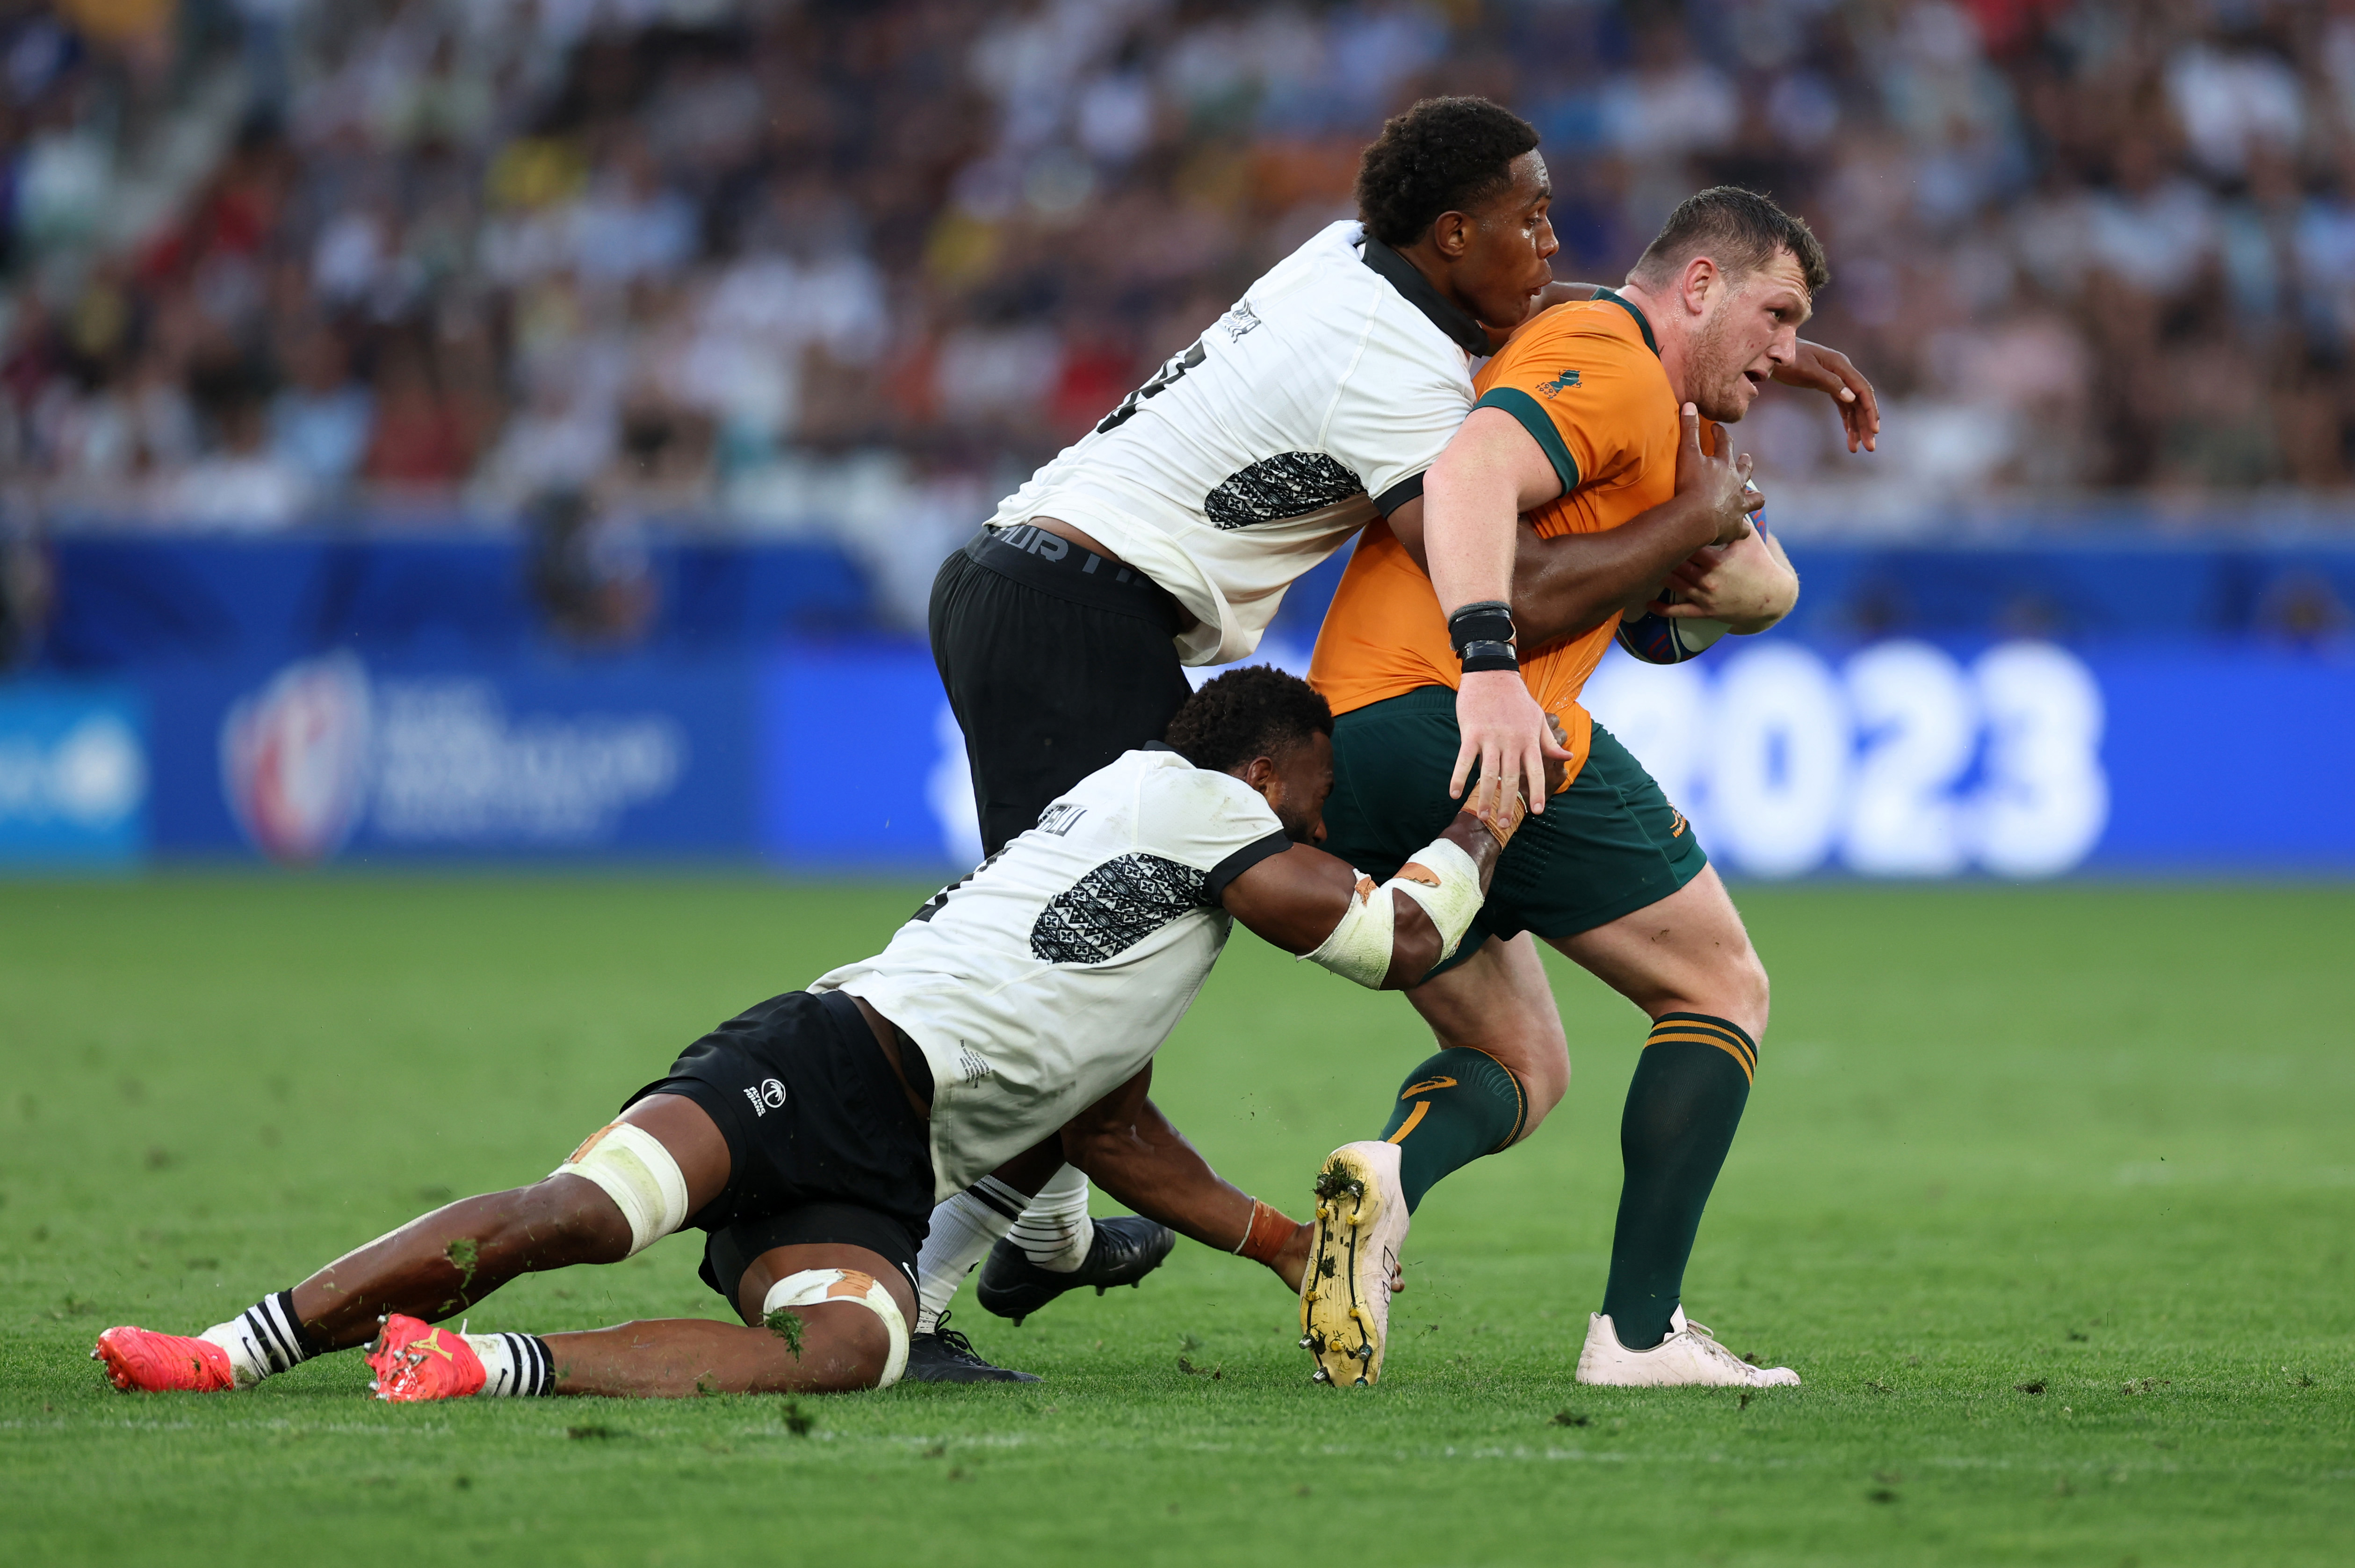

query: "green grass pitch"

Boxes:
[2, 876, 2350, 1566]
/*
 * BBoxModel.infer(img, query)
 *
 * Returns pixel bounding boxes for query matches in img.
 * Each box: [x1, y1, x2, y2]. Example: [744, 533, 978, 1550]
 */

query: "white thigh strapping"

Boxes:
[551, 1121, 691, 1258]
[761, 1268, 910, 1389]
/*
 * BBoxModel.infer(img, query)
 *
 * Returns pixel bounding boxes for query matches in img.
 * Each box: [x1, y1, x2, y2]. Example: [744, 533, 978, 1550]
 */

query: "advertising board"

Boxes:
[0, 684, 148, 869]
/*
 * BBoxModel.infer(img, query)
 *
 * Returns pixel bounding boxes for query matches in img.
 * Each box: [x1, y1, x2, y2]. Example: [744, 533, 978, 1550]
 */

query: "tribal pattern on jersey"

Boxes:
[1203, 452, 1363, 530]
[1029, 853, 1211, 964]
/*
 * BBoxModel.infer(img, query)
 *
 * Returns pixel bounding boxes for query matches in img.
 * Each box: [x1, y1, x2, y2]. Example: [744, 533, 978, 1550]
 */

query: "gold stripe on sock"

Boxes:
[1644, 1031, 1756, 1084]
[1647, 1016, 1757, 1073]
[1650, 1014, 1755, 1051]
[1384, 1100, 1430, 1144]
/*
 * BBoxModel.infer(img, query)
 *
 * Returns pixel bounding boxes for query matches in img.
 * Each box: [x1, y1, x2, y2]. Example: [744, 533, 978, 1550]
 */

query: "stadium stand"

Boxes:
[3, 0, 2350, 561]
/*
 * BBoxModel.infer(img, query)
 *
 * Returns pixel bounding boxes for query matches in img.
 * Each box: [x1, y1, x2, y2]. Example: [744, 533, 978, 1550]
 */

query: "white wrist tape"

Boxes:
[551, 1121, 690, 1258]
[1387, 834, 1485, 962]
[1302, 870, 1397, 988]
[762, 1268, 910, 1389]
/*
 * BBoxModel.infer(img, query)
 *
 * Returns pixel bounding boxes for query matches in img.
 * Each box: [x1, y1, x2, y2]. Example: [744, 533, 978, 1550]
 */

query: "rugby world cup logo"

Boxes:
[220, 654, 374, 864]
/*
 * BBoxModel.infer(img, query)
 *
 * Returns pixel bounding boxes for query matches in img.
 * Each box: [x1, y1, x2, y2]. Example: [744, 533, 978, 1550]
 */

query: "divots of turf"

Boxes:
[765, 1305, 805, 1358]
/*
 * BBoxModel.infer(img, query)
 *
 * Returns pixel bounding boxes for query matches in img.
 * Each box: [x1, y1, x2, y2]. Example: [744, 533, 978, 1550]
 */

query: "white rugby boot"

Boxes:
[1575, 1307, 1801, 1388]
[1298, 1140, 1409, 1387]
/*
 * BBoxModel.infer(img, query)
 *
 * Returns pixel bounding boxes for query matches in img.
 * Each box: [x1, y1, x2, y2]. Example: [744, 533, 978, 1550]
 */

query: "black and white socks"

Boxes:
[1006, 1164, 1094, 1274]
[462, 1331, 557, 1397]
[913, 1174, 1028, 1334]
[202, 1290, 321, 1388]
[201, 1290, 554, 1395]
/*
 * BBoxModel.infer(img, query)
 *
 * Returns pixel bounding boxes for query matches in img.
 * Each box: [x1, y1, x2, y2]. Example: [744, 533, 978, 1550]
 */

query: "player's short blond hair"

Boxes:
[1631, 187, 1830, 298]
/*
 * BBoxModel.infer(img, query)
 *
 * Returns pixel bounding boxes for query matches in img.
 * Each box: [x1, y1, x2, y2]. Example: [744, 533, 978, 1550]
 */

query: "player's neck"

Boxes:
[1604, 280, 1691, 404]
[1391, 238, 1488, 331]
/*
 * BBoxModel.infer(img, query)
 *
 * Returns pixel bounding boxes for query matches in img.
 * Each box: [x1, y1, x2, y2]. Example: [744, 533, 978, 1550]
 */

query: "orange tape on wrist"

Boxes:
[1466, 774, 1529, 849]
[1234, 1199, 1297, 1266]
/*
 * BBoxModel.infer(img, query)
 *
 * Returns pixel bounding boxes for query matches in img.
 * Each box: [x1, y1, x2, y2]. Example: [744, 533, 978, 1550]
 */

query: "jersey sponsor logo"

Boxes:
[1216, 300, 1262, 341]
[956, 1045, 993, 1086]
[1537, 368, 1582, 398]
[1029, 852, 1213, 964]
[1203, 452, 1364, 530]
[741, 1078, 788, 1116]
[1036, 801, 1086, 835]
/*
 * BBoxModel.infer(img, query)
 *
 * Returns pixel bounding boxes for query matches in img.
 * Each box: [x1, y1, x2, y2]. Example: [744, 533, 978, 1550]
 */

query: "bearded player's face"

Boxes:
[1687, 250, 1812, 424]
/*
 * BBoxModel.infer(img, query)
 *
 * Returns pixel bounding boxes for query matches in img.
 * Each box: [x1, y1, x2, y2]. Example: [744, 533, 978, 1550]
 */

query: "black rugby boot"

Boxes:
[901, 1312, 1042, 1383]
[976, 1216, 1177, 1324]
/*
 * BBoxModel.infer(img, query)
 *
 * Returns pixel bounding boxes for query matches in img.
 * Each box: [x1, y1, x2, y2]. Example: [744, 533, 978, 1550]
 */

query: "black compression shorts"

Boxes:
[621, 989, 936, 1315]
[929, 526, 1195, 857]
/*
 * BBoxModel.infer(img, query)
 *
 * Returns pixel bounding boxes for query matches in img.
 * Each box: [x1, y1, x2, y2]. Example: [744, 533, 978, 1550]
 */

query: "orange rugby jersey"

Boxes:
[1308, 289, 1700, 788]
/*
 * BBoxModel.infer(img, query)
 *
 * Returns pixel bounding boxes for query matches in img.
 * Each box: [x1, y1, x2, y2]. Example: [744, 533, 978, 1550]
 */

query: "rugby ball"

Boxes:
[1614, 597, 1729, 663]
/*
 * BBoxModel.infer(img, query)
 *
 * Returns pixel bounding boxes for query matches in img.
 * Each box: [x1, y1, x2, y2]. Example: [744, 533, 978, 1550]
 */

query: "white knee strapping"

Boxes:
[1302, 870, 1396, 988]
[762, 1268, 910, 1389]
[551, 1121, 690, 1258]
[1388, 835, 1484, 961]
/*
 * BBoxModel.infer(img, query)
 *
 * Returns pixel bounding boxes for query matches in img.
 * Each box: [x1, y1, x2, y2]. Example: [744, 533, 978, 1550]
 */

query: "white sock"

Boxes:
[462, 1330, 556, 1396]
[200, 1290, 314, 1389]
[914, 1176, 1026, 1334]
[1008, 1164, 1095, 1274]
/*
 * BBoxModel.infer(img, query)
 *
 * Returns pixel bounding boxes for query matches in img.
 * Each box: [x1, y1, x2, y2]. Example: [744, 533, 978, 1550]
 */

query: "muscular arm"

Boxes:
[1394, 407, 1757, 650]
[1062, 1067, 1252, 1254]
[1220, 805, 1507, 989]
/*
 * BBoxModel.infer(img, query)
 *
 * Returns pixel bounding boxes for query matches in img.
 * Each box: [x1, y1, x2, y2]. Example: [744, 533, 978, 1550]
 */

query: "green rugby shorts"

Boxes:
[1321, 685, 1709, 981]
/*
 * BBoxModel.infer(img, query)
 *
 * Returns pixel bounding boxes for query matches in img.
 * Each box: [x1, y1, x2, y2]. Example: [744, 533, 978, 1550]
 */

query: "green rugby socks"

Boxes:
[1600, 1014, 1757, 1350]
[1378, 1047, 1528, 1212]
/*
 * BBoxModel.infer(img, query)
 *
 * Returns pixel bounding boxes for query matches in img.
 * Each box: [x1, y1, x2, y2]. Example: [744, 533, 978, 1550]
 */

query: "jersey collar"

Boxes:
[1360, 237, 1491, 356]
[1590, 287, 1662, 358]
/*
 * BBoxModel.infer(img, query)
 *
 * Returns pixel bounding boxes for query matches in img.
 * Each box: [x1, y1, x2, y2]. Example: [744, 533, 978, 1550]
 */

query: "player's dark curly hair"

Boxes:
[1165, 667, 1333, 773]
[1354, 96, 1540, 248]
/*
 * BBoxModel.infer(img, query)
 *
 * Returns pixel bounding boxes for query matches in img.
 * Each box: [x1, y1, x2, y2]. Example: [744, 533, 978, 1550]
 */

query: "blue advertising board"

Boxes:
[137, 653, 754, 863]
[0, 683, 148, 869]
[15, 532, 2355, 875]
[753, 633, 2355, 879]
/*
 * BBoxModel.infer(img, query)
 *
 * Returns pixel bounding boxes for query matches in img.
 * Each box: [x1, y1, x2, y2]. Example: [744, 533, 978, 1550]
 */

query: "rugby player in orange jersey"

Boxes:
[1292, 188, 1834, 1389]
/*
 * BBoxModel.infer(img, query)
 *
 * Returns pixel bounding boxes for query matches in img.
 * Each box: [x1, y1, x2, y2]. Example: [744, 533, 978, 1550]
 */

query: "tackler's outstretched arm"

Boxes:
[1059, 1064, 1313, 1288]
[1221, 785, 1540, 992]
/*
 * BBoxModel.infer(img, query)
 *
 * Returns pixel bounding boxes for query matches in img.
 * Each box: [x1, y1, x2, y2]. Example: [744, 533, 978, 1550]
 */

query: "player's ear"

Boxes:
[1683, 255, 1718, 315]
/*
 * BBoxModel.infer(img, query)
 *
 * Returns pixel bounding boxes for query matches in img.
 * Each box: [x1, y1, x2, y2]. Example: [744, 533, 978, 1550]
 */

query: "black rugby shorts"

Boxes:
[621, 989, 936, 1314]
[928, 526, 1195, 857]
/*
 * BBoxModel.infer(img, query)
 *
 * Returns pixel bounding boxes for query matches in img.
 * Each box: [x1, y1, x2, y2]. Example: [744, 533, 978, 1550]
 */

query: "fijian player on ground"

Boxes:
[915, 96, 1878, 1377]
[91, 671, 1542, 1402]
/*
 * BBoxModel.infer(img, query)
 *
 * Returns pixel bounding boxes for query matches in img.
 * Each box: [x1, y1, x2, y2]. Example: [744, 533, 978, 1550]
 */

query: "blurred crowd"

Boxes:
[2, 0, 2353, 570]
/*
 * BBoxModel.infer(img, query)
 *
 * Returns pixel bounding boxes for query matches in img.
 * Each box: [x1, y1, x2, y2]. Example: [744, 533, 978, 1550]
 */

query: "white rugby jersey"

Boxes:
[812, 748, 1293, 1199]
[982, 220, 1488, 665]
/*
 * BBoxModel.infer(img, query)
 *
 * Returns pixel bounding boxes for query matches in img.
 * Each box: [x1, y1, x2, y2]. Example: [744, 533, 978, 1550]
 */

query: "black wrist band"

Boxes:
[1447, 600, 1516, 660]
[1460, 640, 1519, 673]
